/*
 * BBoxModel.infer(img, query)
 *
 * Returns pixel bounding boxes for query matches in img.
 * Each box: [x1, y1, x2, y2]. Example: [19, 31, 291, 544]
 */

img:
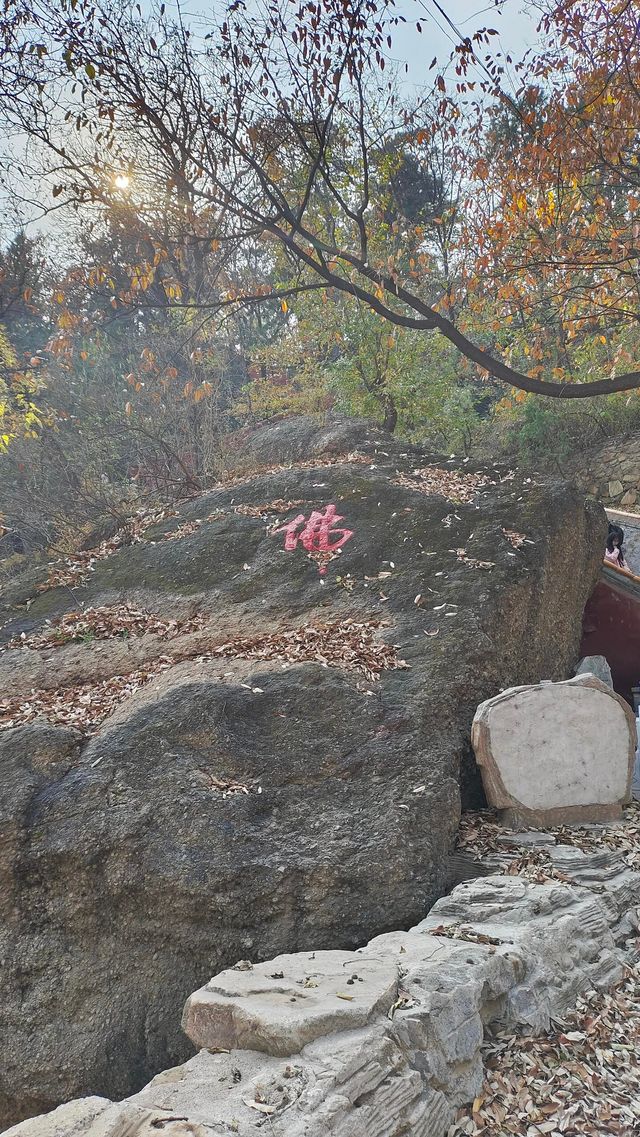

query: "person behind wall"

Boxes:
[605, 523, 629, 572]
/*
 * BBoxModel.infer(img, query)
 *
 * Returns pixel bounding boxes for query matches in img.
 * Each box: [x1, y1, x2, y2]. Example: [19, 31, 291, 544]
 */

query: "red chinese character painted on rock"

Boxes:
[275, 504, 353, 573]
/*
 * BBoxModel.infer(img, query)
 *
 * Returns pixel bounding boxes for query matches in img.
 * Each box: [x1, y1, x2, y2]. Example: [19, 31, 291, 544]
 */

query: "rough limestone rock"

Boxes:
[0, 418, 604, 1126]
[183, 949, 398, 1055]
[8, 848, 639, 1137]
[574, 653, 613, 688]
[2, 1100, 113, 1137]
[471, 674, 636, 827]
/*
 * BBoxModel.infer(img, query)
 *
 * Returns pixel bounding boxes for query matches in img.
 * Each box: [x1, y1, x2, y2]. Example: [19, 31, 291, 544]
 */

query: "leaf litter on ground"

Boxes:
[448, 963, 640, 1136]
[448, 805, 640, 1135]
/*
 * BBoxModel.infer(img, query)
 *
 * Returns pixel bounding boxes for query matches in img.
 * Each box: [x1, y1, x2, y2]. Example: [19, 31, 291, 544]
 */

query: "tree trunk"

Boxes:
[381, 396, 397, 433]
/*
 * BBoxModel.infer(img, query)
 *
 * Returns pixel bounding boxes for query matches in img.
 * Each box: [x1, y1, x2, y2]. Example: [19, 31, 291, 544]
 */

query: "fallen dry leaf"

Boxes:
[502, 527, 529, 550]
[2, 605, 207, 653]
[393, 466, 497, 504]
[0, 619, 409, 734]
[243, 1100, 277, 1115]
[454, 548, 496, 570]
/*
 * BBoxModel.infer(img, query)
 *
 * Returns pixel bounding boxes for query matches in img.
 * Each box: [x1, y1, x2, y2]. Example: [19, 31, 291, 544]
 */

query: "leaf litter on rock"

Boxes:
[38, 506, 180, 592]
[3, 604, 208, 652]
[35, 495, 312, 595]
[457, 804, 640, 874]
[0, 620, 408, 734]
[392, 466, 497, 504]
[217, 451, 370, 489]
[447, 806, 640, 1136]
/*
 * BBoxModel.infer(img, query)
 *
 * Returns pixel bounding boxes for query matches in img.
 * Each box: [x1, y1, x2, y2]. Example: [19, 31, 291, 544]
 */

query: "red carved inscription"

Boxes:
[274, 504, 353, 573]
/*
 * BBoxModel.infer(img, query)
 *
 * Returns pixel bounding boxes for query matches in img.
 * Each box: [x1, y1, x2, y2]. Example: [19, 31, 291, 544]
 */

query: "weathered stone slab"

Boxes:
[182, 949, 398, 1056]
[416, 871, 624, 1032]
[1, 1099, 114, 1137]
[494, 830, 556, 847]
[471, 675, 636, 827]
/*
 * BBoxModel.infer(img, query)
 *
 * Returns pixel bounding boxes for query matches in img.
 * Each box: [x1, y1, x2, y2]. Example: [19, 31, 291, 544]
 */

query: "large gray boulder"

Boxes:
[0, 419, 604, 1126]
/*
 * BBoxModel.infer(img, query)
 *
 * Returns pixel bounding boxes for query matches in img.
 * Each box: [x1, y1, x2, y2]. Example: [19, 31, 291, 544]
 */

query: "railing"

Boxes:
[601, 559, 640, 591]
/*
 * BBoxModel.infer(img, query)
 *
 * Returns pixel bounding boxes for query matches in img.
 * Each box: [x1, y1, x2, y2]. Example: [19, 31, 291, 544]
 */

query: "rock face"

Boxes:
[7, 845, 640, 1137]
[471, 675, 636, 826]
[0, 418, 604, 1126]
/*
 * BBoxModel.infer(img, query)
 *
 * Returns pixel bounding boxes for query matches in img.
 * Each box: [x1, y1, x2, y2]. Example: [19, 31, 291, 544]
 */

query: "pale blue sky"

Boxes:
[1, 0, 541, 239]
[392, 0, 539, 80]
[172, 0, 539, 74]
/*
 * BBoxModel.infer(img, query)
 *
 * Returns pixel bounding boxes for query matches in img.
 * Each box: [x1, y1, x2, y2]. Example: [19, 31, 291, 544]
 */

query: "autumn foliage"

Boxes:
[460, 1, 640, 396]
[2, 1, 640, 550]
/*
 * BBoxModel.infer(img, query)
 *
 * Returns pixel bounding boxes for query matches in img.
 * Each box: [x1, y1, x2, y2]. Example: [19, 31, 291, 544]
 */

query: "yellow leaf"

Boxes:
[281, 299, 288, 314]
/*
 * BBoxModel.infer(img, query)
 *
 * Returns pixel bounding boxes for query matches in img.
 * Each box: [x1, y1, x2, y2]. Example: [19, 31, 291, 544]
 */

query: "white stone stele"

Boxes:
[7, 849, 640, 1137]
[471, 674, 636, 827]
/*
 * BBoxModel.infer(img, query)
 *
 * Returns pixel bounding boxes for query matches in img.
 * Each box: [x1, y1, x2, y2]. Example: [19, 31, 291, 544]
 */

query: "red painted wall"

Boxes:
[581, 566, 640, 705]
